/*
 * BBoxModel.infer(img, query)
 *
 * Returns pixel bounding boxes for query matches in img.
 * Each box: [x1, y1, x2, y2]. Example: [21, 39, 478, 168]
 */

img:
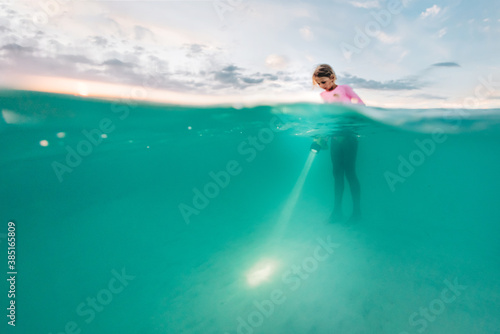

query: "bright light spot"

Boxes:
[77, 82, 89, 96]
[188, 126, 192, 130]
[56, 132, 66, 138]
[146, 146, 150, 148]
[39, 140, 49, 147]
[101, 134, 108, 139]
[246, 260, 277, 287]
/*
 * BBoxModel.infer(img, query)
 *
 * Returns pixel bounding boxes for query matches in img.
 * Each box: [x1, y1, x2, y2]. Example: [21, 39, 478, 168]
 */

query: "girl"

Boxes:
[312, 64, 365, 223]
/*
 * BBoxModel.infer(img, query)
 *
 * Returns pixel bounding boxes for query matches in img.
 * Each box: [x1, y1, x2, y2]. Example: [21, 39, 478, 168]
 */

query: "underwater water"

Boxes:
[1, 90, 499, 334]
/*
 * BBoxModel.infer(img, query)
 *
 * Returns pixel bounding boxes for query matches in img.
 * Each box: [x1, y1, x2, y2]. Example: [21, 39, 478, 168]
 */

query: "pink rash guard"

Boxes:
[320, 85, 365, 105]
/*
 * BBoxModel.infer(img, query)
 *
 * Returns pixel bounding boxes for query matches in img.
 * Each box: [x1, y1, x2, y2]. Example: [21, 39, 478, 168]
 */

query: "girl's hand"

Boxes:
[313, 136, 329, 150]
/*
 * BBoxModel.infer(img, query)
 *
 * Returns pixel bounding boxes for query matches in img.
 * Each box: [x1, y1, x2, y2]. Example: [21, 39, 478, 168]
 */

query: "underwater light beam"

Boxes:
[273, 150, 317, 238]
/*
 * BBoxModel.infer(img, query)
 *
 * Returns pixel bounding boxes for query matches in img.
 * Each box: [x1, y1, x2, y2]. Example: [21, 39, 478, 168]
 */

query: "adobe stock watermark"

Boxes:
[225, 236, 340, 334]
[32, 0, 71, 26]
[214, 0, 243, 20]
[50, 97, 133, 183]
[384, 130, 447, 192]
[213, 0, 252, 31]
[340, 0, 413, 60]
[178, 115, 284, 224]
[51, 60, 169, 183]
[398, 277, 467, 334]
[385, 73, 500, 192]
[48, 267, 135, 334]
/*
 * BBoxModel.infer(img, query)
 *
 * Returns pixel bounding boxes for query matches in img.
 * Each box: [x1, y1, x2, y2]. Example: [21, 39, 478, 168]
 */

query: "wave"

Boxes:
[1, 90, 500, 136]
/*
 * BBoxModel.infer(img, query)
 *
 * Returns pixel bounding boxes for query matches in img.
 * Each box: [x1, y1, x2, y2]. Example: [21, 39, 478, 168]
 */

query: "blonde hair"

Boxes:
[312, 64, 336, 88]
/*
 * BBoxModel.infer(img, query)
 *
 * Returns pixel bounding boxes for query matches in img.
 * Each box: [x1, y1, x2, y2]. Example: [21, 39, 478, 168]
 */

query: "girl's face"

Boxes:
[315, 75, 336, 91]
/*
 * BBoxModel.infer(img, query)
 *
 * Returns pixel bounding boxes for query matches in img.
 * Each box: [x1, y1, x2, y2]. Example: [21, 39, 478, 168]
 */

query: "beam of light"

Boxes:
[244, 150, 317, 288]
[272, 150, 317, 239]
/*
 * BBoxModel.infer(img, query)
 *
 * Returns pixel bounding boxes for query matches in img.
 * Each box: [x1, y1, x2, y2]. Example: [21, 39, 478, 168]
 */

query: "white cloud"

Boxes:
[351, 1, 380, 9]
[299, 26, 314, 41]
[421, 5, 441, 19]
[265, 54, 288, 69]
[376, 32, 400, 44]
[398, 50, 409, 62]
[437, 28, 447, 38]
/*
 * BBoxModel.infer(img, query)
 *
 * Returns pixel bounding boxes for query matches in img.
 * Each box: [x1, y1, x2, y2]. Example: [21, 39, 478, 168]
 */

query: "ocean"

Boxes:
[1, 90, 499, 333]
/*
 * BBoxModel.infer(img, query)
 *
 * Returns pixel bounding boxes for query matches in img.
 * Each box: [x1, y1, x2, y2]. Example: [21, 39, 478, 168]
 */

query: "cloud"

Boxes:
[210, 65, 284, 89]
[59, 54, 95, 65]
[0, 43, 35, 54]
[341, 73, 421, 90]
[376, 32, 400, 44]
[350, 1, 380, 9]
[421, 5, 441, 19]
[183, 43, 207, 58]
[431, 62, 460, 67]
[262, 74, 278, 81]
[300, 26, 314, 41]
[412, 93, 447, 100]
[241, 77, 264, 84]
[436, 28, 447, 38]
[102, 58, 135, 68]
[265, 54, 288, 69]
[134, 25, 155, 41]
[213, 65, 241, 84]
[91, 36, 108, 47]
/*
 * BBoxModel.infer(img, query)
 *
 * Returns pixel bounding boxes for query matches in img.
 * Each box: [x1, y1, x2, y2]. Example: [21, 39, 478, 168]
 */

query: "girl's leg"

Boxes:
[330, 137, 345, 219]
[343, 135, 361, 220]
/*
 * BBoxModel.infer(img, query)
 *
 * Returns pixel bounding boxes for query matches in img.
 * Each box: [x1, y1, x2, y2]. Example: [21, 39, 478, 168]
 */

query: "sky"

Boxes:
[0, 0, 499, 107]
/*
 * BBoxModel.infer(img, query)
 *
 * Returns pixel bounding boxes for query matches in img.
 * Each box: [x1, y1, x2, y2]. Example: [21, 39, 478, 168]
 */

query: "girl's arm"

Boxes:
[345, 86, 365, 105]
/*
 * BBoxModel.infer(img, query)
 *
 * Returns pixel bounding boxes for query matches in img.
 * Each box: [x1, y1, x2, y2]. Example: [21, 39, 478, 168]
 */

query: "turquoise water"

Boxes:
[1, 90, 499, 333]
